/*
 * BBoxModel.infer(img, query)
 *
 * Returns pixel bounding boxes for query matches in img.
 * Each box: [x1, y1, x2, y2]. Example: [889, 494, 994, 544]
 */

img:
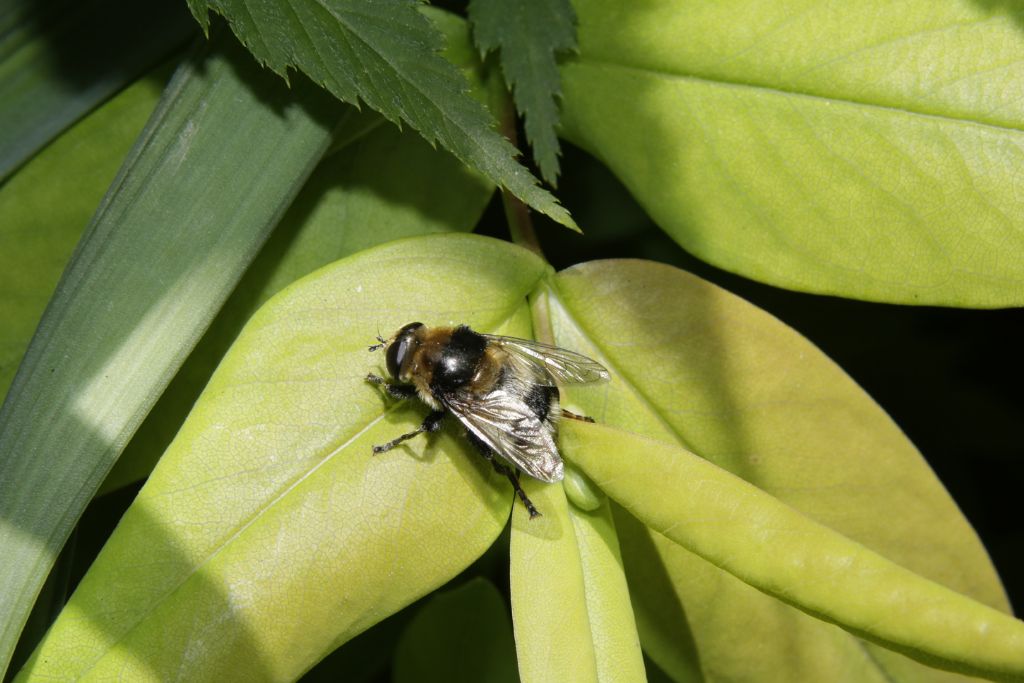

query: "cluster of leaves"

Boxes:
[0, 0, 1022, 681]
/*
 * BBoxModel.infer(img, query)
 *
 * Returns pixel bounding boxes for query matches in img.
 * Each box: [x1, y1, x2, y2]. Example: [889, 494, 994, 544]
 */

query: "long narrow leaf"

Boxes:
[0, 69, 168, 399]
[561, 421, 1024, 681]
[0, 0, 194, 180]
[0, 33, 341, 674]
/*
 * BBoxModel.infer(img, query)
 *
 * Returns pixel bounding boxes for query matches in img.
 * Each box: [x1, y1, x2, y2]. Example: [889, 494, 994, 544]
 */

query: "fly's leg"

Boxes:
[366, 373, 417, 400]
[497, 464, 541, 519]
[371, 410, 445, 454]
[561, 409, 595, 423]
[466, 433, 541, 519]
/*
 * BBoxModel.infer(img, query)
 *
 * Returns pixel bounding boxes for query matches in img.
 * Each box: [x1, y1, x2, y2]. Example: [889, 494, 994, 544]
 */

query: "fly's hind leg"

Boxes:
[465, 433, 541, 519]
[561, 409, 595, 423]
[372, 410, 444, 454]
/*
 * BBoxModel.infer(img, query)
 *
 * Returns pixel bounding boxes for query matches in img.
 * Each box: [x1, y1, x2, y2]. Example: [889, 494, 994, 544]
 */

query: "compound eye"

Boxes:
[385, 337, 408, 379]
[385, 322, 423, 379]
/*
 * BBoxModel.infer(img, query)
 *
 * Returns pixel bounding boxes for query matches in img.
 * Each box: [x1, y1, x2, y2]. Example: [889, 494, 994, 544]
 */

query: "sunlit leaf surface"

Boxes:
[103, 10, 495, 492]
[0, 33, 340, 674]
[543, 259, 1016, 680]
[560, 0, 1024, 305]
[0, 71, 167, 399]
[19, 236, 542, 680]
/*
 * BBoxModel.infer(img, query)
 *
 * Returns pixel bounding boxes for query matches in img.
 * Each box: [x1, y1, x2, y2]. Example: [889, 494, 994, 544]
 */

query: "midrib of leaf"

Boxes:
[574, 56, 1024, 134]
[542, 280, 921, 681]
[72, 295, 535, 673]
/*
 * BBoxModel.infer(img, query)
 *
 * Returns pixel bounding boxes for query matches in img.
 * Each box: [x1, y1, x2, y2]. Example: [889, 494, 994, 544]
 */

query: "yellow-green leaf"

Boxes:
[394, 577, 517, 683]
[18, 235, 544, 681]
[103, 10, 495, 492]
[510, 438, 644, 682]
[559, 0, 1024, 306]
[562, 421, 1024, 681]
[544, 259, 1012, 680]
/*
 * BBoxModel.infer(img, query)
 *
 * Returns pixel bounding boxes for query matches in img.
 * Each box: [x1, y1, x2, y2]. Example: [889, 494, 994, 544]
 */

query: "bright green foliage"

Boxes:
[0, 34, 339, 674]
[509, 331, 645, 683]
[185, 0, 576, 229]
[2, 1, 1021, 677]
[17, 236, 1019, 681]
[559, 0, 1024, 306]
[563, 421, 1024, 681]
[102, 11, 495, 492]
[543, 259, 1015, 680]
[18, 236, 538, 680]
[468, 0, 576, 184]
[393, 578, 517, 683]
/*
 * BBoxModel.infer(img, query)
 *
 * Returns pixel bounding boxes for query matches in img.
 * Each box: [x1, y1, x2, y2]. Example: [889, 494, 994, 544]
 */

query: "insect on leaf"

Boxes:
[468, 0, 577, 185]
[186, 0, 577, 230]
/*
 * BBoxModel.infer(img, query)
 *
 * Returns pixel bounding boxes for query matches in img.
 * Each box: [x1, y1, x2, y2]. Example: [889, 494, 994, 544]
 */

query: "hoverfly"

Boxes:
[367, 323, 609, 517]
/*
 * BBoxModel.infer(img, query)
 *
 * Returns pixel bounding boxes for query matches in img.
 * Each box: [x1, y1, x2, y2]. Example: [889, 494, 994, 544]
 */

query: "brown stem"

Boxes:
[495, 92, 544, 258]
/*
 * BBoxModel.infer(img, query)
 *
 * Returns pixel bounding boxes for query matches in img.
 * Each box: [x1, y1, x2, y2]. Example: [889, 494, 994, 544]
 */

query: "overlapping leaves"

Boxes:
[186, 0, 575, 229]
[18, 235, 1023, 682]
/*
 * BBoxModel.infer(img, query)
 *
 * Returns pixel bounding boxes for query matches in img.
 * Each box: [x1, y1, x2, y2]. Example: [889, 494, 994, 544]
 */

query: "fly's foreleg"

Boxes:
[366, 373, 417, 400]
[372, 410, 445, 454]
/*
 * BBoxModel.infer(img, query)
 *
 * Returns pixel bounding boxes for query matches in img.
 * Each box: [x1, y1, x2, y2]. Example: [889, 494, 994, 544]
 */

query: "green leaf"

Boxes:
[102, 11, 495, 493]
[542, 259, 1014, 680]
[185, 0, 576, 229]
[559, 0, 1024, 306]
[18, 235, 544, 681]
[0, 69, 167, 400]
[468, 0, 576, 184]
[0, 34, 341, 675]
[562, 421, 1024, 681]
[0, 0, 194, 180]
[510, 475, 645, 682]
[394, 578, 517, 683]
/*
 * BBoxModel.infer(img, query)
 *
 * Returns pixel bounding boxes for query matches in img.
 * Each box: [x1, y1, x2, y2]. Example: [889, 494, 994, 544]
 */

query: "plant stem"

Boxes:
[495, 93, 544, 259]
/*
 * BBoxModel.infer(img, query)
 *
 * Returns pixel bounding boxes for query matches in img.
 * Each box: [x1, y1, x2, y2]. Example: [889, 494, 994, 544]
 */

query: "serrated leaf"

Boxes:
[394, 578, 517, 683]
[0, 0, 194, 181]
[18, 235, 544, 681]
[542, 259, 1013, 680]
[186, 0, 576, 229]
[468, 0, 576, 184]
[559, 0, 1024, 306]
[0, 33, 340, 676]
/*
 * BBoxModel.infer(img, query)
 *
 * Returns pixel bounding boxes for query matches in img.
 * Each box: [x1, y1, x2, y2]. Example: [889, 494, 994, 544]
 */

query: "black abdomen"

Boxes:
[524, 383, 558, 423]
[431, 326, 487, 394]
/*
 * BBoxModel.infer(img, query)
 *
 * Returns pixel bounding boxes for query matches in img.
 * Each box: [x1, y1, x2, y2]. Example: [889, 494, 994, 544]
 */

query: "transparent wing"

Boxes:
[483, 334, 610, 386]
[444, 389, 564, 483]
